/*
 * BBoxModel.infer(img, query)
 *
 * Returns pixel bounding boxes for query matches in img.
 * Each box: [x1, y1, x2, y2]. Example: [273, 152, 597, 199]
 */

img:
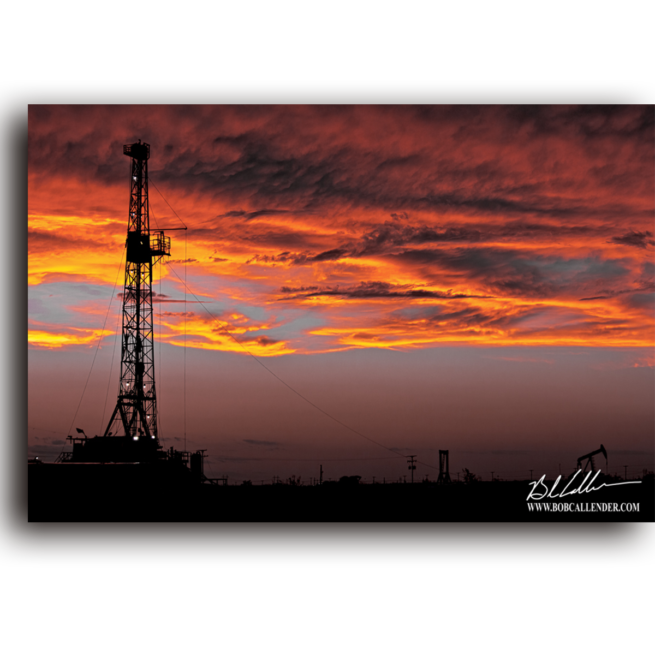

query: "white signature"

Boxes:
[526, 470, 641, 501]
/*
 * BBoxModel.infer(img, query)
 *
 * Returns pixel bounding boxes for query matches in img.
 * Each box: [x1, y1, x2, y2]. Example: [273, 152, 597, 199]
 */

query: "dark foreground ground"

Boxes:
[28, 463, 654, 522]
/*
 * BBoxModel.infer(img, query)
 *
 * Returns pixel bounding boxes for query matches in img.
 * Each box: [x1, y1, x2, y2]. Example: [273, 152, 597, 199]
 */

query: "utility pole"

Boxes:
[624, 465, 628, 481]
[491, 471, 494, 482]
[529, 469, 533, 481]
[407, 455, 416, 483]
[319, 465, 323, 485]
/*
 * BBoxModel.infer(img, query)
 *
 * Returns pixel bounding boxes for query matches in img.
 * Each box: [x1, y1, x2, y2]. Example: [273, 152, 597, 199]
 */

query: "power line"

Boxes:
[99, 296, 123, 433]
[165, 262, 418, 465]
[149, 177, 188, 229]
[184, 229, 187, 451]
[149, 179, 436, 469]
[159, 252, 164, 440]
[67, 247, 126, 436]
[28, 426, 67, 436]
[215, 456, 402, 462]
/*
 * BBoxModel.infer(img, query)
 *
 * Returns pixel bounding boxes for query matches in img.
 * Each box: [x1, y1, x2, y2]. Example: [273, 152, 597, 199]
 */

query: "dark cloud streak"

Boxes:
[611, 230, 655, 249]
[279, 281, 482, 300]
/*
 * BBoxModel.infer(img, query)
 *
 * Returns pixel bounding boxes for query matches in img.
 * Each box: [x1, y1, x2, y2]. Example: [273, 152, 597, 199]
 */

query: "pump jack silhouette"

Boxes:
[576, 444, 608, 474]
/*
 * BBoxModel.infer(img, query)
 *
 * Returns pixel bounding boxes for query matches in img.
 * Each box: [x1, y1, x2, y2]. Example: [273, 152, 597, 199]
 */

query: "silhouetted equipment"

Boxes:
[54, 141, 170, 464]
[104, 140, 170, 444]
[576, 444, 608, 473]
[407, 455, 416, 483]
[437, 450, 451, 484]
[65, 434, 162, 463]
[190, 450, 206, 478]
[54, 142, 201, 469]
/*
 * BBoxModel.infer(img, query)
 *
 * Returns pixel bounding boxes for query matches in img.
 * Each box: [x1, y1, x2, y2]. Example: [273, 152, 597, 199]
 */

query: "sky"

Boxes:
[27, 105, 655, 482]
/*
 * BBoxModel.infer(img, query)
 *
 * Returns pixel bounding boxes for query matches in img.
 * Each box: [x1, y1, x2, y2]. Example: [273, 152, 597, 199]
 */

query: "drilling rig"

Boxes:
[65, 141, 171, 463]
[47, 140, 224, 488]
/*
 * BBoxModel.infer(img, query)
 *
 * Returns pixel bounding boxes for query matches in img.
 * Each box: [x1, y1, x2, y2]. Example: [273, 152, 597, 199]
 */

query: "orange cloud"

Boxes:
[28, 105, 655, 356]
[28, 326, 113, 349]
[157, 310, 295, 357]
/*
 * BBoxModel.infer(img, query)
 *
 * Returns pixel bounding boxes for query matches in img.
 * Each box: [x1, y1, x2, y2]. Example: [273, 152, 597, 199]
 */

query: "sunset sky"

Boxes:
[27, 105, 654, 481]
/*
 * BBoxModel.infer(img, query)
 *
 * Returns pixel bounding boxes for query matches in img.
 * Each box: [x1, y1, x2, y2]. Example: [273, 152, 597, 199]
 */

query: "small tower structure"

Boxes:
[437, 450, 451, 484]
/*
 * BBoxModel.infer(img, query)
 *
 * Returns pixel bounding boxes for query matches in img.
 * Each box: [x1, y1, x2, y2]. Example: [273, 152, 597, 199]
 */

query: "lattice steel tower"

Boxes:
[104, 141, 170, 442]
